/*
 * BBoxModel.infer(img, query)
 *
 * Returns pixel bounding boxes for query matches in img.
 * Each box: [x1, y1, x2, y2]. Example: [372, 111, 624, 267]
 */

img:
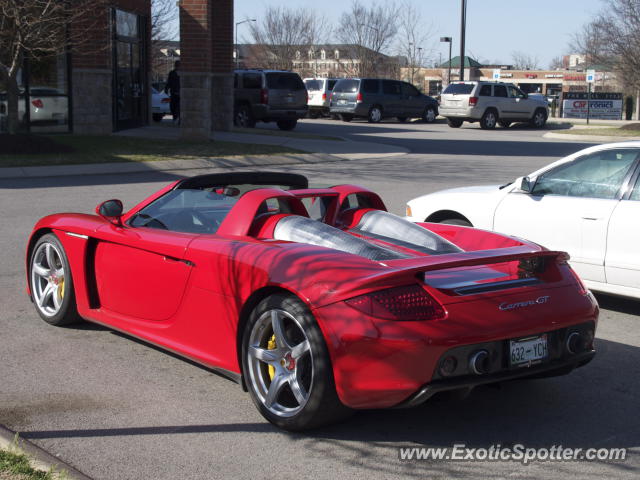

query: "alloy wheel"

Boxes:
[31, 242, 66, 317]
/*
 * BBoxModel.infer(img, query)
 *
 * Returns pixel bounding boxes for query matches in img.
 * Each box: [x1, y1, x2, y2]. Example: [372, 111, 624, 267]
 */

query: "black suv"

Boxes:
[329, 78, 439, 123]
[233, 70, 308, 130]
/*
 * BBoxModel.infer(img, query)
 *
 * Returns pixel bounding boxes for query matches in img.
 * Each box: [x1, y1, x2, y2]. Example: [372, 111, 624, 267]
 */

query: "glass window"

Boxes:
[532, 149, 640, 199]
[508, 85, 525, 98]
[333, 79, 360, 93]
[116, 9, 138, 37]
[327, 79, 338, 91]
[242, 73, 262, 89]
[493, 85, 507, 97]
[443, 83, 474, 94]
[479, 84, 492, 96]
[382, 80, 402, 95]
[630, 176, 640, 201]
[401, 82, 420, 97]
[304, 80, 323, 91]
[265, 73, 305, 90]
[361, 79, 379, 94]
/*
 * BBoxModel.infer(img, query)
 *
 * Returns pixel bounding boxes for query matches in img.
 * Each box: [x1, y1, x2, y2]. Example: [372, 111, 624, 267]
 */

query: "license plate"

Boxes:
[509, 334, 548, 367]
[338, 99, 347, 105]
[286, 97, 294, 103]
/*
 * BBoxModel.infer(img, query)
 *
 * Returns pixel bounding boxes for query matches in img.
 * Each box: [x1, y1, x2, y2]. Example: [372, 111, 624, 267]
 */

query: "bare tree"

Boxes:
[151, 0, 178, 43]
[511, 51, 540, 70]
[247, 6, 327, 72]
[0, 0, 109, 134]
[335, 0, 398, 77]
[396, 0, 434, 84]
[548, 55, 564, 70]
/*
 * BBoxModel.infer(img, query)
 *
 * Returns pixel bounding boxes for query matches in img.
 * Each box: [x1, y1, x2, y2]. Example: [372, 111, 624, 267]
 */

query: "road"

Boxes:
[0, 120, 638, 480]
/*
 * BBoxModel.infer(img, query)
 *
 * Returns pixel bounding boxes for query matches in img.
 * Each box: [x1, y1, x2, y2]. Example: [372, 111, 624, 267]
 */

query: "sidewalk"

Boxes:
[0, 126, 408, 179]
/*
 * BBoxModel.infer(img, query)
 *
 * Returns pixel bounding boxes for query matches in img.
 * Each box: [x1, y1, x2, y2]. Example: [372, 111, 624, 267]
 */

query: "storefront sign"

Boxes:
[562, 96, 623, 119]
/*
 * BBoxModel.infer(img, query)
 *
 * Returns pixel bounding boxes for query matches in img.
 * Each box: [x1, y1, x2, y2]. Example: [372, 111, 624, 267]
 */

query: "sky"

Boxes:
[231, 0, 606, 68]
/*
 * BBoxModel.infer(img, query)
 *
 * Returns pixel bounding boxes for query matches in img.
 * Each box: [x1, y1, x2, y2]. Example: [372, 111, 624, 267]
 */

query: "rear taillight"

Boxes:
[468, 96, 478, 107]
[161, 98, 170, 103]
[31, 99, 44, 109]
[322, 92, 327, 101]
[557, 253, 588, 295]
[260, 88, 268, 104]
[356, 92, 363, 103]
[345, 285, 445, 321]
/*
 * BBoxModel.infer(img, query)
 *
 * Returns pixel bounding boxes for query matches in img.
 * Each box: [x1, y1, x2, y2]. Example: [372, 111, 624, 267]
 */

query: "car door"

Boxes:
[492, 84, 511, 118]
[400, 82, 423, 117]
[506, 85, 530, 119]
[493, 148, 640, 283]
[381, 80, 402, 116]
[605, 167, 640, 289]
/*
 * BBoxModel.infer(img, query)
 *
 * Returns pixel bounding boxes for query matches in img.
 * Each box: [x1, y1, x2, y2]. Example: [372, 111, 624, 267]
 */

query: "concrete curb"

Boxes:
[0, 423, 93, 480]
[543, 131, 640, 142]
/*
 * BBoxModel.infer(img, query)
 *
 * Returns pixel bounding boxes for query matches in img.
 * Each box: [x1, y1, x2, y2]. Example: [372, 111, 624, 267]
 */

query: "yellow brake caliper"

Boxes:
[59, 278, 65, 299]
[267, 334, 277, 380]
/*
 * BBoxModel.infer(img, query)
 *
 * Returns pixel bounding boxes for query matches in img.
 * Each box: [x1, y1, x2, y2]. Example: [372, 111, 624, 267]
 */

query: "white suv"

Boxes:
[304, 78, 338, 118]
[439, 81, 549, 129]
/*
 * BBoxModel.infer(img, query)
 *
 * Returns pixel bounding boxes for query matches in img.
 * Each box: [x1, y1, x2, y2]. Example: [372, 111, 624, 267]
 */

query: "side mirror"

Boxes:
[96, 199, 123, 225]
[520, 177, 533, 193]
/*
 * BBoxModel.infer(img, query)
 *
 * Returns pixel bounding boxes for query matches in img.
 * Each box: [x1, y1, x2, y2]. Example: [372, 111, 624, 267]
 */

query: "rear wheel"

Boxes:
[368, 105, 383, 123]
[530, 108, 548, 128]
[447, 118, 463, 128]
[276, 119, 297, 131]
[422, 106, 437, 123]
[480, 109, 498, 129]
[242, 294, 351, 431]
[234, 104, 255, 128]
[29, 233, 81, 326]
[152, 113, 164, 122]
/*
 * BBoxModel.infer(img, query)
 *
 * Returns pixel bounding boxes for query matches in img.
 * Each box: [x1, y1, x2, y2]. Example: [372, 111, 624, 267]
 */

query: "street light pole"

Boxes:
[440, 37, 452, 86]
[459, 0, 467, 81]
[235, 19, 256, 69]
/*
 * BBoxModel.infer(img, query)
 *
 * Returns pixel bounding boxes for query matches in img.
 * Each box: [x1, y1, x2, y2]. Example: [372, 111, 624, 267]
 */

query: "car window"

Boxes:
[242, 73, 262, 89]
[443, 83, 474, 94]
[401, 83, 420, 96]
[630, 176, 640, 201]
[531, 149, 640, 199]
[361, 79, 379, 94]
[333, 79, 359, 93]
[129, 189, 240, 234]
[305, 80, 323, 91]
[382, 80, 401, 95]
[266, 73, 305, 90]
[508, 86, 525, 98]
[479, 85, 492, 96]
[493, 85, 508, 97]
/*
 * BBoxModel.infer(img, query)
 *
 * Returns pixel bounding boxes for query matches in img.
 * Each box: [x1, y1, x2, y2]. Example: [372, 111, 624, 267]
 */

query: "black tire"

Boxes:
[422, 106, 438, 123]
[29, 233, 81, 326]
[368, 105, 383, 123]
[242, 293, 351, 431]
[276, 119, 297, 131]
[447, 118, 463, 128]
[498, 120, 512, 128]
[152, 113, 164, 122]
[234, 104, 256, 128]
[530, 108, 548, 128]
[439, 218, 472, 227]
[396, 116, 407, 123]
[480, 109, 498, 130]
[340, 114, 353, 122]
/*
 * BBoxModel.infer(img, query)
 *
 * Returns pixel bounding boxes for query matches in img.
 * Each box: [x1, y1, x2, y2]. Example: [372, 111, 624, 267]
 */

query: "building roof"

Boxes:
[437, 55, 482, 68]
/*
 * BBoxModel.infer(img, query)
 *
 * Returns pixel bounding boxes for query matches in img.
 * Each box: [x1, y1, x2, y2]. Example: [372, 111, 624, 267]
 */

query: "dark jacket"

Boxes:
[165, 70, 180, 96]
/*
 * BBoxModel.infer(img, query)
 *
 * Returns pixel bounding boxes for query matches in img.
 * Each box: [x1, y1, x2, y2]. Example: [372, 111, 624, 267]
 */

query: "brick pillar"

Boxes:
[180, 0, 233, 139]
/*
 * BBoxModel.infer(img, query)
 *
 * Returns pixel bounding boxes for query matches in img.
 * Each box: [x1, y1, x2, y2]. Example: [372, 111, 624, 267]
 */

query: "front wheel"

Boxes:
[29, 233, 81, 326]
[530, 109, 548, 128]
[242, 294, 351, 431]
[422, 106, 437, 123]
[276, 119, 297, 130]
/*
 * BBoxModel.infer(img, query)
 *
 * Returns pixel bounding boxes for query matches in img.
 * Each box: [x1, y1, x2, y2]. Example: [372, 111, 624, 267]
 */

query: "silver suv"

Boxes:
[439, 81, 549, 129]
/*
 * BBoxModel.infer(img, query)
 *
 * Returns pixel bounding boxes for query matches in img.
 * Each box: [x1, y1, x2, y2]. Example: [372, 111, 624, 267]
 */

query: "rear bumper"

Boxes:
[329, 104, 369, 116]
[253, 104, 308, 120]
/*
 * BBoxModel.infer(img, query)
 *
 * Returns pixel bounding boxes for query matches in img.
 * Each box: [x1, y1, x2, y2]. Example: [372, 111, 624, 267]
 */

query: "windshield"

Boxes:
[304, 80, 323, 91]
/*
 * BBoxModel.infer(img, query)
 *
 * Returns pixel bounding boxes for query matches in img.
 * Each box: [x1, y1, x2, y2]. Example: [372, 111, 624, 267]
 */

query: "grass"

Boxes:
[0, 135, 304, 168]
[556, 127, 640, 137]
[232, 127, 344, 141]
[0, 448, 57, 480]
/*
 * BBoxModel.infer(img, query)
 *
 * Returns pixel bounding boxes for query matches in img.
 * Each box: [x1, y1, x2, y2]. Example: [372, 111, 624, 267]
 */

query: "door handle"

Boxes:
[163, 256, 195, 267]
[581, 217, 599, 220]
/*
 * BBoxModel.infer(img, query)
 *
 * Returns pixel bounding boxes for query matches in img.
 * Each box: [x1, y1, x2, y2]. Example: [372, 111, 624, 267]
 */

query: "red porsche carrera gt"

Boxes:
[26, 172, 598, 430]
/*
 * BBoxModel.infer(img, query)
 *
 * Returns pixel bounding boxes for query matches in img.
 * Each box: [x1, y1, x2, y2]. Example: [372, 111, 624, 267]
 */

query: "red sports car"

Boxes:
[26, 172, 598, 430]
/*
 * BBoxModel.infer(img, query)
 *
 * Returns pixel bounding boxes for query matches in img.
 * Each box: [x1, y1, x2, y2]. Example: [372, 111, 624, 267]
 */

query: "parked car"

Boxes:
[439, 81, 549, 129]
[329, 78, 439, 123]
[27, 171, 597, 430]
[151, 87, 171, 122]
[303, 78, 339, 118]
[406, 142, 640, 299]
[0, 87, 68, 126]
[234, 69, 308, 130]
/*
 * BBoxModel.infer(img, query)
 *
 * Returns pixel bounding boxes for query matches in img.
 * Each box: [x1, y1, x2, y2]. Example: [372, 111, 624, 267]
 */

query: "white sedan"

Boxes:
[406, 142, 640, 299]
[151, 87, 171, 122]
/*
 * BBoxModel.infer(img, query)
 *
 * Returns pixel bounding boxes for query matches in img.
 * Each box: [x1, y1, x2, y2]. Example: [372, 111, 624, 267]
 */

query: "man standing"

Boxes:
[164, 60, 180, 124]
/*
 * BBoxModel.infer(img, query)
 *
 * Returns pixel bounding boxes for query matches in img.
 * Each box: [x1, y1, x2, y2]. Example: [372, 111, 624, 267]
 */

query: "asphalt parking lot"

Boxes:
[0, 119, 638, 479]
